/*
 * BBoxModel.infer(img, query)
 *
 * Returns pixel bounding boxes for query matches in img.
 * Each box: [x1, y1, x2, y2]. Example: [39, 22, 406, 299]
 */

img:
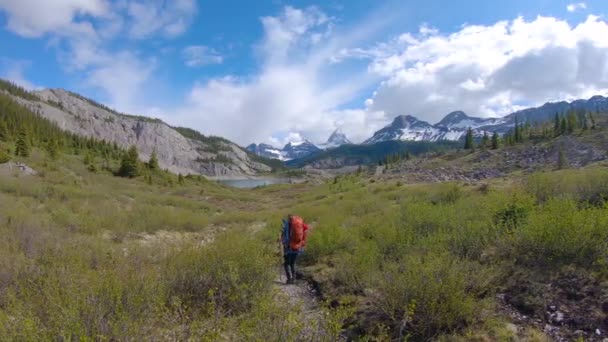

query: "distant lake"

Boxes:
[218, 178, 292, 189]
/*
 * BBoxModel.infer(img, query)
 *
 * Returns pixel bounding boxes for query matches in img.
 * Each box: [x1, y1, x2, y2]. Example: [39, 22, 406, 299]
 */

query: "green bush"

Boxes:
[513, 197, 608, 267]
[164, 232, 273, 316]
[525, 169, 608, 204]
[372, 253, 485, 340]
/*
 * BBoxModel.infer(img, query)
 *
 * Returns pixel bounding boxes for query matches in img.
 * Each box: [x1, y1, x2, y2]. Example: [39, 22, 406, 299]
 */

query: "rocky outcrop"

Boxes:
[8, 89, 270, 177]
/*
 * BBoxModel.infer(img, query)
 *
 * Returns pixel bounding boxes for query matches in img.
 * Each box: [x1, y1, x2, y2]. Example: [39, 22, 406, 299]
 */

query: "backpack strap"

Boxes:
[281, 219, 290, 249]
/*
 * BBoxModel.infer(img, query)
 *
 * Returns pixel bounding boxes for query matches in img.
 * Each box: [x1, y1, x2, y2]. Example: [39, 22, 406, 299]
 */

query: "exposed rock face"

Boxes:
[9, 89, 270, 177]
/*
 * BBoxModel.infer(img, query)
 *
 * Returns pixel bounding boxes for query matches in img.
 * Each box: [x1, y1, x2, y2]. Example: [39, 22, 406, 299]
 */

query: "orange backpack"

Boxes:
[289, 216, 306, 251]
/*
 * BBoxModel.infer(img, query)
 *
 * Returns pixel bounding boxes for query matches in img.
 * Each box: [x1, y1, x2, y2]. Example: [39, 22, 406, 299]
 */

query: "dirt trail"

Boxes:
[273, 267, 327, 341]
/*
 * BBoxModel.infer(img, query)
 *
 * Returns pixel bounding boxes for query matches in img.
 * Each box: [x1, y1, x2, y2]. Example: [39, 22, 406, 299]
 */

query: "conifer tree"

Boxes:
[178, 173, 185, 185]
[148, 150, 159, 170]
[464, 127, 474, 150]
[514, 117, 521, 143]
[557, 146, 568, 170]
[582, 113, 589, 130]
[46, 138, 59, 160]
[567, 111, 577, 133]
[491, 131, 499, 149]
[590, 112, 597, 129]
[405, 151, 411, 160]
[0, 121, 8, 142]
[553, 112, 560, 136]
[118, 145, 139, 178]
[0, 145, 10, 163]
[481, 131, 489, 149]
[15, 128, 30, 157]
[560, 117, 568, 134]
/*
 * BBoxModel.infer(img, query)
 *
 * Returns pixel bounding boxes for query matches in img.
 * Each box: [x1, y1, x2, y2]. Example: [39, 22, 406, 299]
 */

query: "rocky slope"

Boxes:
[8, 88, 271, 177]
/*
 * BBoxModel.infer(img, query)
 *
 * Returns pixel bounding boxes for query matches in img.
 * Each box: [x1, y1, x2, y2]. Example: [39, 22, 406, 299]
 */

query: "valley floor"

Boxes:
[1, 146, 608, 341]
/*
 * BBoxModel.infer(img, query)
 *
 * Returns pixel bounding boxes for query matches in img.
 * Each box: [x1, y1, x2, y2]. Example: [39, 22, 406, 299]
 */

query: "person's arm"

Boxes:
[303, 223, 309, 247]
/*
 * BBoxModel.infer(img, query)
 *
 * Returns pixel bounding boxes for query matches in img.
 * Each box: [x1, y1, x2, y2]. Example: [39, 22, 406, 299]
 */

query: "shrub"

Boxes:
[513, 197, 608, 267]
[164, 232, 273, 316]
[372, 253, 485, 340]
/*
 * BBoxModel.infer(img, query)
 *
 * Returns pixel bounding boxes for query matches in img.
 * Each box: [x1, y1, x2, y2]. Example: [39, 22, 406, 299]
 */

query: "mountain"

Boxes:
[364, 115, 448, 144]
[247, 130, 350, 161]
[4, 86, 273, 177]
[281, 140, 322, 160]
[318, 129, 352, 149]
[364, 96, 608, 144]
[246, 143, 288, 161]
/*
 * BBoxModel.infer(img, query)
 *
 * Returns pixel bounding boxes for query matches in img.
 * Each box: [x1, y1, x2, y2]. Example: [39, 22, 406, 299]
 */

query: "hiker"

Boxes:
[280, 214, 309, 284]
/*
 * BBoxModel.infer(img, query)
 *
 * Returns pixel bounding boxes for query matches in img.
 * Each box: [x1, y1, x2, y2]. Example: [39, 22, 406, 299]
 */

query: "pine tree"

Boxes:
[491, 131, 499, 149]
[553, 112, 560, 136]
[557, 146, 568, 170]
[84, 152, 93, 165]
[148, 150, 159, 170]
[560, 117, 568, 135]
[405, 151, 411, 160]
[590, 112, 597, 129]
[45, 138, 59, 160]
[0, 145, 10, 164]
[481, 131, 489, 149]
[464, 127, 474, 150]
[178, 173, 185, 185]
[567, 111, 577, 133]
[582, 113, 589, 130]
[514, 117, 521, 143]
[118, 145, 139, 178]
[15, 128, 30, 157]
[0, 121, 8, 142]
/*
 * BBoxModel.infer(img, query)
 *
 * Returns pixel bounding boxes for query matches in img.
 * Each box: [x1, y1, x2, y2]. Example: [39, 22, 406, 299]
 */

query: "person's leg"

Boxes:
[289, 253, 298, 281]
[283, 253, 292, 282]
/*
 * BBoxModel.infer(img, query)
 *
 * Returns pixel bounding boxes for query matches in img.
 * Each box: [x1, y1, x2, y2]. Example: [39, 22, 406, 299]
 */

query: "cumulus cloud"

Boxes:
[0, 0, 197, 113]
[362, 15, 608, 124]
[567, 3, 587, 13]
[0, 0, 109, 37]
[124, 0, 197, 39]
[182, 45, 223, 67]
[166, 6, 386, 146]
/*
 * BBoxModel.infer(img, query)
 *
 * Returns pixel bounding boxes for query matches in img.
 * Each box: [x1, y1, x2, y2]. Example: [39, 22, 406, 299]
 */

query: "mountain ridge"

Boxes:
[2, 84, 274, 177]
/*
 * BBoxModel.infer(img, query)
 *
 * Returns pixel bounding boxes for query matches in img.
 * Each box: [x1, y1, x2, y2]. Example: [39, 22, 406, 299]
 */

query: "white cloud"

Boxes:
[362, 16, 608, 123]
[567, 2, 587, 13]
[124, 0, 197, 39]
[0, 0, 197, 113]
[0, 0, 109, 37]
[182, 45, 223, 67]
[165, 6, 386, 146]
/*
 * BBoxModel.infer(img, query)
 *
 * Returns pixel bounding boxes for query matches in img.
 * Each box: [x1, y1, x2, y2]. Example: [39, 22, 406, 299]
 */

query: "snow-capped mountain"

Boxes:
[364, 115, 446, 144]
[318, 129, 352, 149]
[247, 130, 351, 160]
[246, 139, 321, 161]
[246, 143, 288, 161]
[282, 140, 322, 160]
[364, 95, 608, 144]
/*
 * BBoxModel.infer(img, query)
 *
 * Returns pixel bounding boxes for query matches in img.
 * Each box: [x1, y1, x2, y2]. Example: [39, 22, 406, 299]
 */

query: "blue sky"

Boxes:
[1, 0, 607, 145]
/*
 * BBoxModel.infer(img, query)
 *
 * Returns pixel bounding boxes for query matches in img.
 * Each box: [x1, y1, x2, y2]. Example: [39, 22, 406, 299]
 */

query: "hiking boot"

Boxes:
[286, 278, 295, 284]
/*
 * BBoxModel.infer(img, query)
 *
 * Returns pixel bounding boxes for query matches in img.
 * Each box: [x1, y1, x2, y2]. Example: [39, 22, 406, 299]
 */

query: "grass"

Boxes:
[1, 146, 608, 340]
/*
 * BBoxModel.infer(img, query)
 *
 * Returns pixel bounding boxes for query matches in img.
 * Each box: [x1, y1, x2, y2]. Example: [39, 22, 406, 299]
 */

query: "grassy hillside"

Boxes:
[2, 133, 608, 340]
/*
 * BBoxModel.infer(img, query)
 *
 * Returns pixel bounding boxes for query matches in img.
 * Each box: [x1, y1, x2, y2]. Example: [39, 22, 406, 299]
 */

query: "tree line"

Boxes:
[463, 109, 601, 151]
